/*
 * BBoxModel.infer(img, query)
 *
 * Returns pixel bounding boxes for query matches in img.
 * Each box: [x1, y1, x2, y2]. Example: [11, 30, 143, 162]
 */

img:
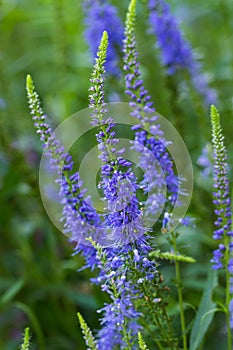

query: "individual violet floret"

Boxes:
[83, 0, 123, 76]
[148, 0, 217, 106]
[210, 105, 233, 270]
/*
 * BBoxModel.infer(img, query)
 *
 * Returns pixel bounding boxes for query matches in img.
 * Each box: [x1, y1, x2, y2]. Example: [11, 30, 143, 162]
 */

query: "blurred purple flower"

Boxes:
[197, 144, 213, 178]
[83, 0, 124, 76]
[0, 97, 6, 109]
[148, 0, 217, 105]
[148, 0, 192, 74]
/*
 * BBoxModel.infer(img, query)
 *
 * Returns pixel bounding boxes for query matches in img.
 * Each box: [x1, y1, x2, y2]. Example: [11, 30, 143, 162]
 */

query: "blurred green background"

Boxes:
[0, 0, 233, 348]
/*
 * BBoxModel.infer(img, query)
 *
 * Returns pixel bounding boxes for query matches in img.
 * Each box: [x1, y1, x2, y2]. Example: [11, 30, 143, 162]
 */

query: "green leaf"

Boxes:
[14, 302, 45, 350]
[190, 267, 218, 350]
[0, 276, 25, 306]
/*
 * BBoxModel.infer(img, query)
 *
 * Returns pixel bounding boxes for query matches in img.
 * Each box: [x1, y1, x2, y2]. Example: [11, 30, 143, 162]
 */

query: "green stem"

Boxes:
[172, 234, 187, 350]
[155, 339, 164, 350]
[160, 302, 178, 350]
[138, 271, 176, 350]
[107, 277, 133, 348]
[175, 259, 187, 350]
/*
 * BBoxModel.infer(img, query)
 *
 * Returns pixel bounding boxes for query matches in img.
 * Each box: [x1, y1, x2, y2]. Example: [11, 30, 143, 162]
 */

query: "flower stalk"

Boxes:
[210, 105, 233, 350]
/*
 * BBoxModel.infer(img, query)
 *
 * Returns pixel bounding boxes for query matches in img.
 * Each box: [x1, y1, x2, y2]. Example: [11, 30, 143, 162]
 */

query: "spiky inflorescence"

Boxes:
[123, 0, 179, 228]
[210, 105, 233, 271]
[87, 30, 158, 349]
[83, 0, 123, 76]
[27, 13, 167, 348]
[88, 237, 158, 350]
[88, 30, 146, 246]
[88, 2, 175, 348]
[26, 73, 143, 349]
[148, 0, 217, 106]
[26, 75, 102, 249]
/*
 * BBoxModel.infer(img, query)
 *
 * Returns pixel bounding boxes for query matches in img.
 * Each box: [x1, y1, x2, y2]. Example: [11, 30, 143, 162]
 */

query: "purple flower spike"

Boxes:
[148, 0, 217, 106]
[26, 75, 102, 251]
[123, 0, 180, 228]
[83, 0, 124, 76]
[89, 30, 146, 246]
[210, 105, 233, 273]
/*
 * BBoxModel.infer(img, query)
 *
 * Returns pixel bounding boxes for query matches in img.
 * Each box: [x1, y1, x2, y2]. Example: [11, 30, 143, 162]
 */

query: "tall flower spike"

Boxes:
[210, 105, 233, 270]
[26, 75, 101, 252]
[88, 30, 159, 349]
[148, 0, 217, 106]
[83, 0, 124, 76]
[123, 0, 179, 227]
[89, 31, 146, 246]
[210, 106, 233, 339]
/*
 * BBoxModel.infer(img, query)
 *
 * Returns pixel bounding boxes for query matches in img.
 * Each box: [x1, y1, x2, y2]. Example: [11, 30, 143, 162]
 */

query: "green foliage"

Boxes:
[190, 268, 218, 350]
[0, 277, 26, 307]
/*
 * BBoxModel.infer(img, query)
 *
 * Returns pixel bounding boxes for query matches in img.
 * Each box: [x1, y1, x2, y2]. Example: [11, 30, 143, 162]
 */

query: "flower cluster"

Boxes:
[86, 29, 159, 349]
[148, 0, 217, 105]
[210, 105, 233, 270]
[210, 105, 233, 337]
[83, 0, 124, 76]
[26, 75, 102, 249]
[123, 0, 179, 228]
[90, 238, 158, 349]
[25, 0, 233, 348]
[27, 24, 162, 348]
[148, 0, 193, 74]
[88, 30, 146, 247]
